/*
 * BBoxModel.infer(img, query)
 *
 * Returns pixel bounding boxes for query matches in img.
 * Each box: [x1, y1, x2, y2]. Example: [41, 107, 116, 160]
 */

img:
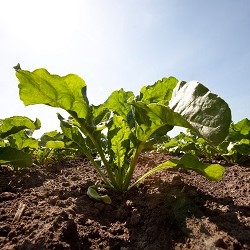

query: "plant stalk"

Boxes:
[122, 142, 145, 190]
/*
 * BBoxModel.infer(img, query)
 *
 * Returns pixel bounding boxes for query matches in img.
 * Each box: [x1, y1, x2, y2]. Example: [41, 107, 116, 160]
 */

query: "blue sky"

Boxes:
[1, 0, 250, 136]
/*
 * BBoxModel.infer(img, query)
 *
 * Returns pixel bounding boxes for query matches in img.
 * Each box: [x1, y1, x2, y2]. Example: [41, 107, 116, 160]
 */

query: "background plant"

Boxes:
[160, 119, 250, 164]
[35, 130, 81, 165]
[0, 116, 40, 170]
[158, 129, 220, 160]
[218, 118, 250, 163]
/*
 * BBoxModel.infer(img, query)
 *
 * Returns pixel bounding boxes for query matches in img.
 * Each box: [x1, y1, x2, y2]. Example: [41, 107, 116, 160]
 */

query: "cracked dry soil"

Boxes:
[0, 152, 249, 250]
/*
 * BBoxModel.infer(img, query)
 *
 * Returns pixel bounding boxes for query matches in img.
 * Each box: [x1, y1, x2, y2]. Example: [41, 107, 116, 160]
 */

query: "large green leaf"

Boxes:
[169, 81, 231, 145]
[107, 115, 131, 168]
[17, 68, 89, 119]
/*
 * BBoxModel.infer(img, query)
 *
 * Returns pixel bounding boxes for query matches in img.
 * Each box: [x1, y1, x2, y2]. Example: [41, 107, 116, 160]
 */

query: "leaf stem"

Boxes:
[77, 125, 118, 189]
[122, 142, 145, 190]
[68, 113, 119, 189]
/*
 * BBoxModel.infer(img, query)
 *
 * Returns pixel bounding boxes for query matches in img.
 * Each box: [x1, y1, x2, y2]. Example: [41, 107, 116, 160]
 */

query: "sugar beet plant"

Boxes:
[0, 116, 40, 169]
[219, 118, 250, 163]
[15, 66, 232, 197]
[0, 116, 80, 169]
[159, 118, 250, 164]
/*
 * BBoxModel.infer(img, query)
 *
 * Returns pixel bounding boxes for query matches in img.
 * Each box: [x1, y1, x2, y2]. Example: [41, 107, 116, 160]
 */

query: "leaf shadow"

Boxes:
[151, 175, 250, 249]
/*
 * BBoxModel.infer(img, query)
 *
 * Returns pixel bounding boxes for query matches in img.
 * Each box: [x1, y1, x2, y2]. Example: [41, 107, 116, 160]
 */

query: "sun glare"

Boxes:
[1, 0, 82, 50]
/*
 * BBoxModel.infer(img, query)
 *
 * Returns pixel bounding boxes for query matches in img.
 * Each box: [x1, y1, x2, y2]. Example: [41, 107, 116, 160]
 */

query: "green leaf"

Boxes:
[34, 118, 41, 130]
[179, 154, 225, 181]
[131, 101, 191, 142]
[108, 115, 131, 168]
[58, 116, 91, 156]
[138, 77, 178, 104]
[87, 185, 112, 204]
[8, 130, 39, 150]
[17, 68, 89, 119]
[234, 118, 250, 136]
[0, 116, 40, 139]
[104, 89, 134, 119]
[40, 130, 64, 147]
[170, 81, 231, 145]
[131, 153, 224, 187]
[230, 139, 250, 155]
[131, 159, 178, 187]
[46, 141, 65, 149]
[0, 147, 32, 169]
[219, 118, 250, 160]
[90, 104, 112, 130]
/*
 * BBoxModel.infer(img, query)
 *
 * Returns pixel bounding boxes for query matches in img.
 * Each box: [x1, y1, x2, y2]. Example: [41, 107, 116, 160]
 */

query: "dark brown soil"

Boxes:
[0, 152, 249, 250]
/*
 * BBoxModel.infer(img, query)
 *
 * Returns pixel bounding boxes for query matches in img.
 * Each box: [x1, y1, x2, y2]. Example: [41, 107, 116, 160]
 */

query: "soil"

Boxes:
[0, 152, 249, 250]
